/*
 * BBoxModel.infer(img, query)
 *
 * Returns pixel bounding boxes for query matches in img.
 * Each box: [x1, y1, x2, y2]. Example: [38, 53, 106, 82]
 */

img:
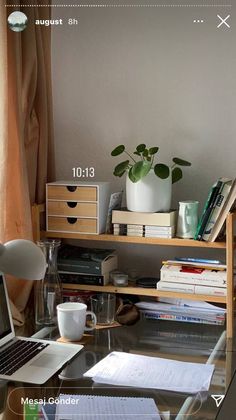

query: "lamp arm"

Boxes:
[0, 244, 5, 256]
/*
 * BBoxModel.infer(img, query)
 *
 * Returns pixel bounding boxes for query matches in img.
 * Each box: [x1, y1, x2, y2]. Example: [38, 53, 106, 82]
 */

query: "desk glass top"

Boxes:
[1, 318, 235, 419]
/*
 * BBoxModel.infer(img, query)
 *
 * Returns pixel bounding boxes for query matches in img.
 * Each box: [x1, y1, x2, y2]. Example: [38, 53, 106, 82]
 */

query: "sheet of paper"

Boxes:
[56, 394, 161, 420]
[84, 351, 214, 394]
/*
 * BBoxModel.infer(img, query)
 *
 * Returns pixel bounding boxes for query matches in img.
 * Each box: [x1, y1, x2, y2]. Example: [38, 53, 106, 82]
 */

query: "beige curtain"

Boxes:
[0, 1, 55, 325]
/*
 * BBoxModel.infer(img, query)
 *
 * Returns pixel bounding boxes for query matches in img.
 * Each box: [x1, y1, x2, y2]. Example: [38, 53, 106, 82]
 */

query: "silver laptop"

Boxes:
[0, 273, 83, 384]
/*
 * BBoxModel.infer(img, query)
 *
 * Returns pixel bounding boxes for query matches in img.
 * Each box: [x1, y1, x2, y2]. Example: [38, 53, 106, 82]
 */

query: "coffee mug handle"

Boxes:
[84, 311, 97, 331]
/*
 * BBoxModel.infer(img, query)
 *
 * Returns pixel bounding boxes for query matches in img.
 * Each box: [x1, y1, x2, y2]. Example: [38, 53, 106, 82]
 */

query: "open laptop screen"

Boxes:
[0, 275, 12, 340]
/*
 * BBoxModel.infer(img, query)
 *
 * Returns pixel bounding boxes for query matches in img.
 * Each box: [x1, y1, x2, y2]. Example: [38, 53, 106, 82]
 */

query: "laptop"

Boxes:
[0, 273, 83, 384]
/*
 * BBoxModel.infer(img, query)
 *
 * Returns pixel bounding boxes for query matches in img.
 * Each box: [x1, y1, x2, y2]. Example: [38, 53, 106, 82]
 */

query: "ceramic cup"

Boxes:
[176, 200, 199, 239]
[57, 302, 97, 341]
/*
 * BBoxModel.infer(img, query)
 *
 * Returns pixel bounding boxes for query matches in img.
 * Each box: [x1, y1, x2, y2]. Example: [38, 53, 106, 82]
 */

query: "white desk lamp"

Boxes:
[0, 239, 47, 279]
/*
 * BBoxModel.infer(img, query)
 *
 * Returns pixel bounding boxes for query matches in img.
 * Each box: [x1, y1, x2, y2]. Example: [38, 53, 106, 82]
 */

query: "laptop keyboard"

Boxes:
[0, 339, 49, 376]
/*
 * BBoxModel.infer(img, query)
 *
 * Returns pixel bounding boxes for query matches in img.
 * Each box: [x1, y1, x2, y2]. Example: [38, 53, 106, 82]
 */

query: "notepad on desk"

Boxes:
[84, 351, 214, 394]
[55, 394, 161, 420]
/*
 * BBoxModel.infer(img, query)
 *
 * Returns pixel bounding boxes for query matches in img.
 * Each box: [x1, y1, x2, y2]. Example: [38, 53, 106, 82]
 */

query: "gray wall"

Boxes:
[52, 1, 236, 275]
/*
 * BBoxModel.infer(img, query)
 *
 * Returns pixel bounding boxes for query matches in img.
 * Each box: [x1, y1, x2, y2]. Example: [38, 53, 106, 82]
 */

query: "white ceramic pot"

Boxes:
[126, 169, 172, 212]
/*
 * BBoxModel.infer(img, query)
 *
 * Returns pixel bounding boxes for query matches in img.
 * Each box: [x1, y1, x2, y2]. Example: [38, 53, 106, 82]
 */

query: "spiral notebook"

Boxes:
[55, 394, 161, 419]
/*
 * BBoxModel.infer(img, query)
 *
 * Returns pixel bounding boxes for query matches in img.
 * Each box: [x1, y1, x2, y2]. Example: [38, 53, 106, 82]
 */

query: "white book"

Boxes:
[127, 232, 143, 237]
[195, 285, 227, 296]
[161, 264, 227, 281]
[145, 233, 174, 238]
[157, 281, 195, 294]
[127, 224, 143, 230]
[160, 265, 226, 285]
[157, 297, 226, 311]
[136, 301, 226, 315]
[145, 225, 175, 233]
[157, 281, 227, 296]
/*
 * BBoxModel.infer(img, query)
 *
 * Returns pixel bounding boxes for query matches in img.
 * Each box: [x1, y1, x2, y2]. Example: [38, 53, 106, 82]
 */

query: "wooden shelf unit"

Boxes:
[32, 204, 236, 338]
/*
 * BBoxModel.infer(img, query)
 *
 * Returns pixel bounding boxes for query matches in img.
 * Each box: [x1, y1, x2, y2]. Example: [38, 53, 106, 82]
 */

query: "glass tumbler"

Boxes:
[90, 293, 116, 324]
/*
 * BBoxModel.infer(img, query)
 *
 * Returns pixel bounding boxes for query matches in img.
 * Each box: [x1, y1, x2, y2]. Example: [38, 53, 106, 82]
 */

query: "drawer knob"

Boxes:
[67, 202, 77, 208]
[66, 186, 77, 192]
[67, 217, 77, 224]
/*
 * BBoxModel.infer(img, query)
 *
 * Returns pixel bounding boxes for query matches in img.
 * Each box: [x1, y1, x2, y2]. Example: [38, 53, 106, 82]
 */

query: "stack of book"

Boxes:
[195, 177, 236, 241]
[112, 209, 176, 238]
[136, 298, 226, 325]
[58, 244, 118, 286]
[157, 259, 227, 297]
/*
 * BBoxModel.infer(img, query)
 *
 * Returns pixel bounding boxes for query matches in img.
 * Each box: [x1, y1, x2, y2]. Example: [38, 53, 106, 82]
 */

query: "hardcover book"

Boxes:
[58, 244, 117, 276]
[194, 178, 225, 240]
[207, 179, 236, 242]
[157, 281, 227, 296]
[202, 179, 233, 241]
[112, 209, 177, 226]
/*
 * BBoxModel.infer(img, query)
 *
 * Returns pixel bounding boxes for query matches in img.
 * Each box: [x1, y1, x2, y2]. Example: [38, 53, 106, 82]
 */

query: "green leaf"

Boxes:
[149, 147, 159, 155]
[136, 144, 146, 153]
[111, 145, 125, 156]
[128, 167, 138, 183]
[172, 167, 183, 184]
[154, 164, 170, 179]
[131, 161, 151, 182]
[172, 157, 191, 167]
[133, 151, 141, 156]
[113, 160, 129, 177]
[142, 148, 149, 158]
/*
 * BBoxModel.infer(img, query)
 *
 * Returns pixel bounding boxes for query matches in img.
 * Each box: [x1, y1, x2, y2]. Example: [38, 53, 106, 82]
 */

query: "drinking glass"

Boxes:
[90, 293, 116, 324]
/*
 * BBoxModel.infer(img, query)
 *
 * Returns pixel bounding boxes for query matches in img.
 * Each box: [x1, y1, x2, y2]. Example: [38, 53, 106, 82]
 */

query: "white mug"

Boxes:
[57, 302, 97, 341]
[176, 200, 199, 239]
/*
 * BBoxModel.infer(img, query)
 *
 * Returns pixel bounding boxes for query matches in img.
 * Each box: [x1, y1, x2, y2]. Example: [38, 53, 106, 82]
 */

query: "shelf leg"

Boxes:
[226, 213, 234, 339]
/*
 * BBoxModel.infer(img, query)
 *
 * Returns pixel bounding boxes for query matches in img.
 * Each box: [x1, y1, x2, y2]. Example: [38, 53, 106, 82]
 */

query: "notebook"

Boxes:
[55, 394, 161, 420]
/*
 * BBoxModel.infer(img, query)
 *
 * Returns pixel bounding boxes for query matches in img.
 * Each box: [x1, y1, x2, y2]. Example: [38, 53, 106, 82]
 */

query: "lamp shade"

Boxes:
[0, 239, 47, 280]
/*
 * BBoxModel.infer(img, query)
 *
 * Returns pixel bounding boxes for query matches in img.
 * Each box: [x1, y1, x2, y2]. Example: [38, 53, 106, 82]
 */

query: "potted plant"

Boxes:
[111, 144, 191, 212]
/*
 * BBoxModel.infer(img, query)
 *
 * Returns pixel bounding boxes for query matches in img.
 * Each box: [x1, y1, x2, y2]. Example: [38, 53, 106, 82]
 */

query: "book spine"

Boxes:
[194, 180, 222, 240]
[160, 270, 226, 287]
[195, 285, 227, 296]
[157, 281, 226, 296]
[145, 226, 175, 232]
[198, 180, 223, 240]
[59, 272, 105, 286]
[160, 276, 226, 287]
[58, 261, 101, 274]
[157, 282, 195, 293]
[208, 179, 236, 241]
[141, 311, 224, 325]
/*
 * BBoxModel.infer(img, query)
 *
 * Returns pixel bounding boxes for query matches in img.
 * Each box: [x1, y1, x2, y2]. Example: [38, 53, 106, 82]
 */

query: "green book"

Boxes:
[194, 180, 222, 240]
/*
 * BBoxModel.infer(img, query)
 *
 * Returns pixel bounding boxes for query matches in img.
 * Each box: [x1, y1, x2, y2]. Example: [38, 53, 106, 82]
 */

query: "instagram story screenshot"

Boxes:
[0, 0, 236, 419]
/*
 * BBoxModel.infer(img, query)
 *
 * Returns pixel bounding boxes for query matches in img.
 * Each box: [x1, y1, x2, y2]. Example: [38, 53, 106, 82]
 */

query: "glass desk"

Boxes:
[1, 318, 235, 419]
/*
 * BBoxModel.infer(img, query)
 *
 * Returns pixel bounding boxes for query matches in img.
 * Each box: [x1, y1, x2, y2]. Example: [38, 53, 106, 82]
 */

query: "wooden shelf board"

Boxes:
[42, 231, 227, 248]
[62, 283, 227, 303]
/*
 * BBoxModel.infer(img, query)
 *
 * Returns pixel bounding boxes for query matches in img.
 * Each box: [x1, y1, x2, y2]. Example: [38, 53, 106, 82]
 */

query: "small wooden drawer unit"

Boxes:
[46, 181, 110, 234]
